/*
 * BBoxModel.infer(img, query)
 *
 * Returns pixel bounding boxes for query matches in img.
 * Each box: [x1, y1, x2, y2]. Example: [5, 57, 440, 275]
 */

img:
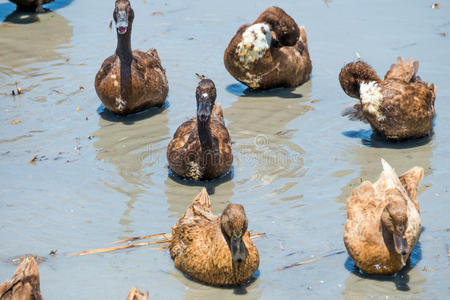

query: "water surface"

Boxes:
[1, 0, 449, 299]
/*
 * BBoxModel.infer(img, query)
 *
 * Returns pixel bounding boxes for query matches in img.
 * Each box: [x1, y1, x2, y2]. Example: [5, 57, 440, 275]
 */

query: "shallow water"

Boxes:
[0, 0, 449, 299]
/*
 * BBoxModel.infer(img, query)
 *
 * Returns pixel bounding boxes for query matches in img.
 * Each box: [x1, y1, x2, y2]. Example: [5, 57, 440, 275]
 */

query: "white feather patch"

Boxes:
[360, 81, 383, 119]
[236, 23, 272, 67]
[115, 97, 127, 111]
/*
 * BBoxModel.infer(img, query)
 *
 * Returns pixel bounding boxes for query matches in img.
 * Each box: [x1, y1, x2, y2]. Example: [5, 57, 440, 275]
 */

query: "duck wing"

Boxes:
[341, 103, 368, 123]
[170, 189, 218, 262]
[399, 166, 424, 211]
[384, 57, 419, 83]
[346, 180, 377, 221]
[0, 257, 42, 300]
[212, 103, 225, 124]
[178, 188, 216, 224]
[375, 159, 410, 200]
[146, 48, 162, 63]
[95, 54, 117, 83]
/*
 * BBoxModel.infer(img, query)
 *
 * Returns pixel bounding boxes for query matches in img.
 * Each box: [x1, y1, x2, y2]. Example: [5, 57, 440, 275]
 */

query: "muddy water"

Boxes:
[1, 0, 449, 299]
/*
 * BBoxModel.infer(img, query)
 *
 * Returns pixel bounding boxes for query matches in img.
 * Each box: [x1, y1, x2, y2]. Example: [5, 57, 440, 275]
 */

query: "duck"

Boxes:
[0, 256, 43, 300]
[167, 77, 233, 180]
[95, 0, 168, 115]
[344, 158, 423, 275]
[339, 57, 436, 140]
[8, 0, 53, 13]
[224, 6, 312, 90]
[169, 188, 259, 286]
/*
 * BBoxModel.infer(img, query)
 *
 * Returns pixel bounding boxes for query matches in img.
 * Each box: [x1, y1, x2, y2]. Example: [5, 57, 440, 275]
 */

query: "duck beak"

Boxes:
[116, 11, 128, 35]
[230, 231, 247, 263]
[393, 232, 408, 257]
[197, 96, 211, 123]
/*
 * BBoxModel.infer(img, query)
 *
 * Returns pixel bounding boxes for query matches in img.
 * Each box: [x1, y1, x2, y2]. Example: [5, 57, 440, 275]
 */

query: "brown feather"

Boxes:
[0, 257, 43, 300]
[341, 103, 368, 123]
[384, 57, 418, 83]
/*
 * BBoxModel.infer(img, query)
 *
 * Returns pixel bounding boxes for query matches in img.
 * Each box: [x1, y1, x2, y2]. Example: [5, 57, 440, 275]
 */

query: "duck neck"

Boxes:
[115, 28, 133, 62]
[197, 119, 213, 149]
[380, 203, 403, 258]
[381, 221, 395, 252]
[115, 28, 133, 100]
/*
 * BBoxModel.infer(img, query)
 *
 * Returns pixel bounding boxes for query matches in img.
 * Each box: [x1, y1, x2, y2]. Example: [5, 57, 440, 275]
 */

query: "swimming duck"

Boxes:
[344, 159, 423, 275]
[8, 0, 53, 13]
[224, 6, 312, 90]
[167, 78, 233, 180]
[170, 188, 259, 286]
[95, 0, 168, 115]
[0, 257, 43, 300]
[339, 57, 436, 140]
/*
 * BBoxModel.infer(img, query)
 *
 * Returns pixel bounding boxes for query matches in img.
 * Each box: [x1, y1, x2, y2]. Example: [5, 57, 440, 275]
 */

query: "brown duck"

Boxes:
[170, 188, 259, 286]
[8, 0, 52, 13]
[339, 57, 436, 140]
[224, 6, 312, 90]
[167, 78, 232, 180]
[95, 0, 168, 115]
[344, 159, 423, 275]
[0, 257, 43, 300]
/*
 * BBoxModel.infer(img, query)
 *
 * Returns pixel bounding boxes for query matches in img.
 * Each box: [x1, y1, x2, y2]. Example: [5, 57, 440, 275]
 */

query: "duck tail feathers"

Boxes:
[384, 57, 419, 83]
[212, 103, 224, 123]
[379, 158, 410, 199]
[299, 25, 308, 47]
[192, 187, 211, 209]
[146, 48, 161, 63]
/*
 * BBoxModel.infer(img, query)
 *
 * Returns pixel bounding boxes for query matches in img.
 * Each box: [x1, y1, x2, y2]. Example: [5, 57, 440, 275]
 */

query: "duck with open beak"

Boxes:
[95, 0, 168, 115]
[113, 0, 134, 36]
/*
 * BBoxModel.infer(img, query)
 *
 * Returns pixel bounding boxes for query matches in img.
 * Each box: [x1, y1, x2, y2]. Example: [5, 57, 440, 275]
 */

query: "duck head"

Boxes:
[196, 79, 216, 125]
[381, 199, 409, 262]
[255, 6, 299, 46]
[220, 204, 248, 264]
[113, 0, 134, 36]
[339, 61, 380, 99]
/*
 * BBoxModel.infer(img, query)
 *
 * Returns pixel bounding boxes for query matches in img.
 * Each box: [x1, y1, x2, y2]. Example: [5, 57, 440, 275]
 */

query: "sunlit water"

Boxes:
[0, 0, 449, 299]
